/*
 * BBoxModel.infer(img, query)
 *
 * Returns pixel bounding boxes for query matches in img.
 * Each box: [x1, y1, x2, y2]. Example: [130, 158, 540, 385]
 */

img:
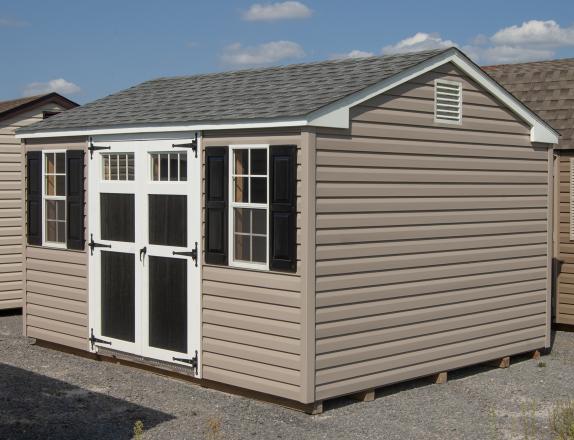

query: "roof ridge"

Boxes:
[146, 48, 452, 83]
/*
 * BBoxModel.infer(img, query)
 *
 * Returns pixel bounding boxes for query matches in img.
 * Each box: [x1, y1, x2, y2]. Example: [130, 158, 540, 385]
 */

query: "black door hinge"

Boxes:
[88, 234, 112, 256]
[172, 133, 198, 158]
[88, 139, 111, 159]
[90, 328, 111, 350]
[172, 241, 198, 267]
[173, 350, 198, 375]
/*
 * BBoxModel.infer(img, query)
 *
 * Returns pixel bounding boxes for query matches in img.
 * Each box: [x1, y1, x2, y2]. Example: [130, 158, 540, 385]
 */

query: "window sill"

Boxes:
[203, 262, 298, 276]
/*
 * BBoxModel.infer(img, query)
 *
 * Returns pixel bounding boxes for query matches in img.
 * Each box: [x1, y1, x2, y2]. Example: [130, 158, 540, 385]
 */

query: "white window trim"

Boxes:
[148, 151, 188, 183]
[228, 144, 269, 271]
[101, 152, 135, 181]
[42, 149, 67, 249]
[434, 78, 462, 125]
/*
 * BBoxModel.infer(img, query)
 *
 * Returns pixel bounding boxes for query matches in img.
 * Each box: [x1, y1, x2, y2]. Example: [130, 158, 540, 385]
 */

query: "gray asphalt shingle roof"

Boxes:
[17, 48, 448, 134]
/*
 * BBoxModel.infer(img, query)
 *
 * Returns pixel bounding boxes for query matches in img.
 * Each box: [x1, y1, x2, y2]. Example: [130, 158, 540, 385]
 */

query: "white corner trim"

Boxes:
[16, 49, 559, 144]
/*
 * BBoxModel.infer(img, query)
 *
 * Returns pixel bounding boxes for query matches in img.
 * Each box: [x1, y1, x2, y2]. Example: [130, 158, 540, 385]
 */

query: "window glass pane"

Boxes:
[103, 155, 110, 180]
[234, 208, 250, 233]
[234, 176, 249, 203]
[127, 154, 135, 180]
[160, 154, 168, 181]
[46, 219, 57, 242]
[251, 177, 266, 204]
[56, 175, 65, 196]
[234, 234, 250, 261]
[46, 153, 55, 173]
[234, 149, 248, 175]
[46, 200, 56, 220]
[57, 221, 66, 243]
[151, 154, 159, 180]
[45, 175, 55, 196]
[251, 149, 267, 175]
[110, 154, 118, 180]
[56, 153, 65, 174]
[118, 154, 127, 180]
[180, 153, 187, 181]
[252, 209, 266, 235]
[56, 200, 66, 221]
[170, 154, 179, 181]
[252, 236, 266, 263]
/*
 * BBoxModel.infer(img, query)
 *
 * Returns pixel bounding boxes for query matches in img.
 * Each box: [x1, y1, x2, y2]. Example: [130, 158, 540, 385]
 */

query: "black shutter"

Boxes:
[205, 147, 228, 265]
[66, 150, 85, 250]
[26, 151, 42, 245]
[269, 145, 297, 271]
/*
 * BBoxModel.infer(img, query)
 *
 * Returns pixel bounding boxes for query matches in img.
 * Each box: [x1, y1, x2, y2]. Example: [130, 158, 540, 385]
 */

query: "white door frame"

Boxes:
[87, 133, 202, 376]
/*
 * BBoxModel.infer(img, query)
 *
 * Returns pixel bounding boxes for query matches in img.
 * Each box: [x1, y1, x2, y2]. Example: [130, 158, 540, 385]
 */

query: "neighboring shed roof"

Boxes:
[17, 49, 446, 134]
[485, 58, 574, 146]
[0, 93, 78, 122]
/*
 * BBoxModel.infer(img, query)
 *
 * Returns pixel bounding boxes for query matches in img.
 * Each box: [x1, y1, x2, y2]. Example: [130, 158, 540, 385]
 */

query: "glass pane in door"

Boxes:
[148, 256, 187, 353]
[101, 251, 135, 342]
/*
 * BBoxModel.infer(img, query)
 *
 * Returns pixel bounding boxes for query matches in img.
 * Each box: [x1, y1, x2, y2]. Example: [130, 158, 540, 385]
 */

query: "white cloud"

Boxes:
[221, 41, 305, 67]
[23, 79, 81, 97]
[468, 45, 554, 64]
[242, 1, 312, 21]
[381, 32, 457, 54]
[491, 20, 574, 47]
[332, 50, 375, 59]
[0, 17, 28, 27]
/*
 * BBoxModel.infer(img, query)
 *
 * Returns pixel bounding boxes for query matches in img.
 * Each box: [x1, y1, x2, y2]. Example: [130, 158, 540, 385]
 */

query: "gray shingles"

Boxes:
[18, 49, 448, 134]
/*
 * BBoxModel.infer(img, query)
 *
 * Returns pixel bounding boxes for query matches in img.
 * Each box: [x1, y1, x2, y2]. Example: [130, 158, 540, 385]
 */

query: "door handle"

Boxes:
[172, 242, 198, 267]
[139, 246, 147, 261]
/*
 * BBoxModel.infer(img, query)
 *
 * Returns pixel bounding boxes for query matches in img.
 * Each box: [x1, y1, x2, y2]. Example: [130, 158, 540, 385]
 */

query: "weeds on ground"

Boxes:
[206, 417, 222, 440]
[488, 406, 499, 440]
[549, 400, 574, 440]
[538, 361, 547, 368]
[133, 420, 144, 440]
[520, 400, 539, 440]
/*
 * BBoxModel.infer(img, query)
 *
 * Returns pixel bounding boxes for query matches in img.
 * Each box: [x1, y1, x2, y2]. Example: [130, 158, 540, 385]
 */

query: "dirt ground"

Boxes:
[1, 311, 574, 439]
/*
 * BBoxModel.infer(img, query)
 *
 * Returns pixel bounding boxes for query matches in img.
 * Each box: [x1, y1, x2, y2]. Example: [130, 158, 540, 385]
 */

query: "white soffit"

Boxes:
[16, 49, 559, 144]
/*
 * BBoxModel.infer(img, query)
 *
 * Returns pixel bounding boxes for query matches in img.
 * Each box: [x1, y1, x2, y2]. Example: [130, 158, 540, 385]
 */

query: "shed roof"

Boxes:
[16, 49, 446, 134]
[484, 58, 574, 146]
[0, 93, 78, 122]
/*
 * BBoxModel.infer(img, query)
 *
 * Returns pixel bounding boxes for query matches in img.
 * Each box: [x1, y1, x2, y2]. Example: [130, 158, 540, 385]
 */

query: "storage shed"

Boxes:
[16, 47, 559, 412]
[486, 59, 574, 327]
[0, 93, 77, 310]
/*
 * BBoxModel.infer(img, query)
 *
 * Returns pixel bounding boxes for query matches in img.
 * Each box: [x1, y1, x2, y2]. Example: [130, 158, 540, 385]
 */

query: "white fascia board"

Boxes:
[17, 49, 559, 144]
[307, 48, 559, 144]
[15, 118, 308, 139]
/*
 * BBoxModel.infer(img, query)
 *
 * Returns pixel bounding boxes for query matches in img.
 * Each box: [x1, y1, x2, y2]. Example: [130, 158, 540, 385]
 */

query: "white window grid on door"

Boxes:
[149, 151, 188, 182]
[42, 150, 66, 248]
[229, 144, 269, 271]
[101, 152, 135, 181]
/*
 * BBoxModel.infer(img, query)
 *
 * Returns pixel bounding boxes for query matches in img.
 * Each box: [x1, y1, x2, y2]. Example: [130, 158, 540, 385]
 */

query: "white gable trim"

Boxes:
[17, 48, 559, 144]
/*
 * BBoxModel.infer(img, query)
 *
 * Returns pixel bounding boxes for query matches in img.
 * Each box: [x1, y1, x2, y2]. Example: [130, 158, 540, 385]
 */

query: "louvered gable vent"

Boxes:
[434, 79, 462, 124]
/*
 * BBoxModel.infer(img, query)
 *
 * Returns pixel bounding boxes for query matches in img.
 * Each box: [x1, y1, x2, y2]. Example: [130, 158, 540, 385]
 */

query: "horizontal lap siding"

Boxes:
[24, 138, 89, 350]
[202, 131, 303, 401]
[0, 104, 67, 310]
[314, 63, 549, 400]
[556, 153, 574, 324]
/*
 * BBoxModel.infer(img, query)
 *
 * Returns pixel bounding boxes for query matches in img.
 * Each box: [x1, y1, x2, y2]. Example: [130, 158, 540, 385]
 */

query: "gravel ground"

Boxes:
[1, 311, 574, 440]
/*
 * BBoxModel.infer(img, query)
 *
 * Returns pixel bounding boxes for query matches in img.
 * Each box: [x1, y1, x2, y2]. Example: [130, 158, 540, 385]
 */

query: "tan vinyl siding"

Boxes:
[201, 130, 304, 401]
[314, 63, 549, 401]
[556, 152, 574, 324]
[23, 138, 89, 350]
[0, 104, 67, 310]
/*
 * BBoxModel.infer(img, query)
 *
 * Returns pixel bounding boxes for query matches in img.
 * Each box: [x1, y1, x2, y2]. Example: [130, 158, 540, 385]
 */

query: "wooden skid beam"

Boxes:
[434, 372, 448, 384]
[490, 356, 510, 368]
[532, 350, 541, 361]
[349, 389, 375, 402]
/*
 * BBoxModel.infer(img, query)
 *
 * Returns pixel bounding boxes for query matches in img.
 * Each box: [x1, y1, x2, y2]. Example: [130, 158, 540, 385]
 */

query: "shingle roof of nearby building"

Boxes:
[17, 48, 448, 134]
[0, 93, 78, 122]
[485, 58, 574, 146]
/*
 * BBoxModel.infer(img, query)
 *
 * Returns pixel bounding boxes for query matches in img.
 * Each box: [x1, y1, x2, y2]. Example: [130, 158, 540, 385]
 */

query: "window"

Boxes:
[150, 152, 187, 181]
[434, 79, 462, 124]
[102, 153, 134, 181]
[230, 146, 268, 268]
[43, 151, 66, 245]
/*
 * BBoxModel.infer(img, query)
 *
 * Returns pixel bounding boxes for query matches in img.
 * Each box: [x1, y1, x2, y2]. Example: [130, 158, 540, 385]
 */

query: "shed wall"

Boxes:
[202, 130, 305, 402]
[23, 138, 89, 350]
[314, 63, 550, 400]
[556, 151, 574, 324]
[0, 104, 68, 310]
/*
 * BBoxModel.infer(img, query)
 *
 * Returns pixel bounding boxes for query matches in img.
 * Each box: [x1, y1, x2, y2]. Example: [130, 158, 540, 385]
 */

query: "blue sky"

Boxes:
[1, 0, 573, 104]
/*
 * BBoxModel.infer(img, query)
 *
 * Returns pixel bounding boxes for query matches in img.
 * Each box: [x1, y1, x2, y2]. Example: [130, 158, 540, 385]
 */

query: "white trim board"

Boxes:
[16, 48, 559, 145]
